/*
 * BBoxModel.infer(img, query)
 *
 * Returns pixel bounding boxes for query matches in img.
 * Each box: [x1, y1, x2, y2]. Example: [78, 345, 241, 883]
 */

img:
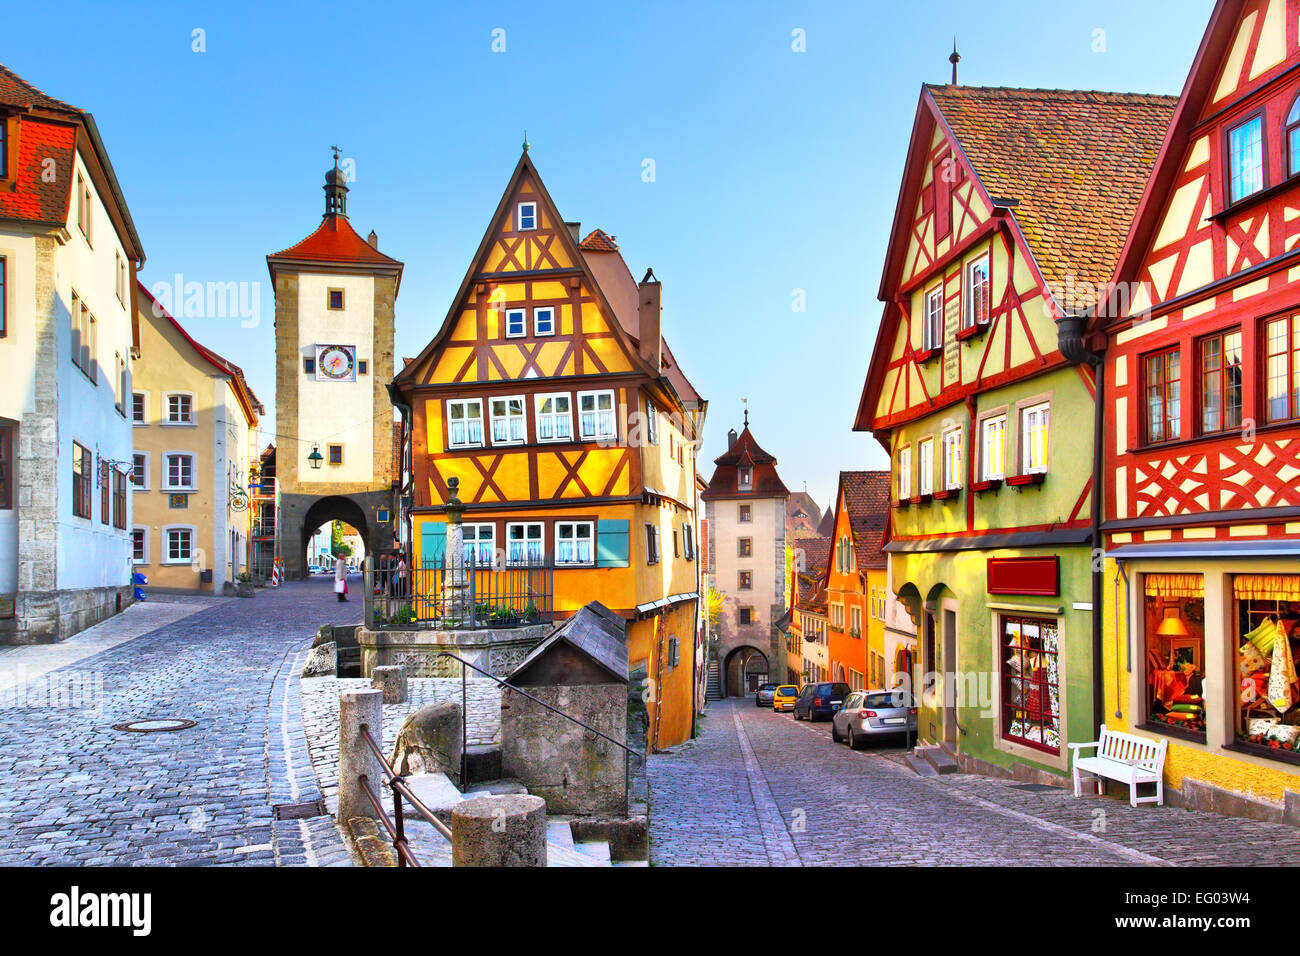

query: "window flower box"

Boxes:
[1006, 472, 1046, 489]
[956, 320, 991, 342]
[894, 498, 910, 509]
[971, 478, 1002, 494]
[914, 346, 941, 364]
[932, 487, 960, 501]
[909, 493, 932, 505]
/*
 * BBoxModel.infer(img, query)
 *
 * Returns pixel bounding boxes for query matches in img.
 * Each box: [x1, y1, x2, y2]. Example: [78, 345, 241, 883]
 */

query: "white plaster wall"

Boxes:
[295, 273, 374, 485]
[712, 495, 783, 630]
[54, 151, 135, 591]
[0, 233, 37, 594]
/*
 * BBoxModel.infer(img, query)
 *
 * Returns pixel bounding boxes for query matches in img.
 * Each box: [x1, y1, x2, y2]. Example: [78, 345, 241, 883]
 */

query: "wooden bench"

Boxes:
[1068, 725, 1167, 807]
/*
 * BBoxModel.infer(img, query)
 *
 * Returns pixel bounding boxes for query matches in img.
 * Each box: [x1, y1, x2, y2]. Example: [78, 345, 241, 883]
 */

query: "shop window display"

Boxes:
[1142, 574, 1205, 739]
[1234, 575, 1300, 756]
[1002, 615, 1060, 753]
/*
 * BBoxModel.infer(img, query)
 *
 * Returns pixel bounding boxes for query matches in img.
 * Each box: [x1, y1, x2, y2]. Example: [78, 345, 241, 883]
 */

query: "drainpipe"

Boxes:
[385, 383, 414, 559]
[1057, 311, 1106, 734]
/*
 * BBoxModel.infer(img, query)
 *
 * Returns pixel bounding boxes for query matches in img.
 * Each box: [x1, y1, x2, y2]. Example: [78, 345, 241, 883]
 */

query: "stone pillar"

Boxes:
[442, 477, 469, 625]
[451, 794, 547, 867]
[338, 688, 384, 822]
[371, 664, 407, 704]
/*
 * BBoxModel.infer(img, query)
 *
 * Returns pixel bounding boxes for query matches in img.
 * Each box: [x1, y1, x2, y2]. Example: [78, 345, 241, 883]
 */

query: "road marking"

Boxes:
[731, 709, 802, 867]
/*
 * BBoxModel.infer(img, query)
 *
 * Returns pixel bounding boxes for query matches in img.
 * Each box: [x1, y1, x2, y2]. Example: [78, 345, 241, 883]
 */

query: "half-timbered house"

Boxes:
[1095, 0, 1300, 814]
[855, 83, 1174, 779]
[391, 151, 706, 749]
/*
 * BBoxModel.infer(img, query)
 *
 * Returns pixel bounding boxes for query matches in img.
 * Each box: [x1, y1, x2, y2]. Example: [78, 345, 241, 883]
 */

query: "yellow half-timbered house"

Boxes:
[392, 151, 706, 749]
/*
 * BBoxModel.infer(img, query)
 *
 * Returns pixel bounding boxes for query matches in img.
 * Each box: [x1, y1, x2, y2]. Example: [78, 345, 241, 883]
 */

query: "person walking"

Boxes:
[334, 552, 348, 602]
[396, 555, 409, 598]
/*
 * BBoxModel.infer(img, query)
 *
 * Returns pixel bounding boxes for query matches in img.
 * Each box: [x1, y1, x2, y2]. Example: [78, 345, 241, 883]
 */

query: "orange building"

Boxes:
[823, 471, 890, 691]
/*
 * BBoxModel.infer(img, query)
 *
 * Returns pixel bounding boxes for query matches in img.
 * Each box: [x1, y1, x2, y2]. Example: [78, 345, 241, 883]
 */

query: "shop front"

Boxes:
[1106, 548, 1300, 813]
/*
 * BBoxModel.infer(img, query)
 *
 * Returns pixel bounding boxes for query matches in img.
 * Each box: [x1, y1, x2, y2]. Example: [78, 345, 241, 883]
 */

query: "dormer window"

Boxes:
[1228, 113, 1264, 203]
[517, 202, 537, 231]
[738, 466, 752, 490]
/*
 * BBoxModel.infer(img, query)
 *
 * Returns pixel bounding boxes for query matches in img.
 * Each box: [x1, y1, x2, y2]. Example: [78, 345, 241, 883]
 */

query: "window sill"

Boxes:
[164, 487, 197, 494]
[915, 347, 941, 364]
[1137, 721, 1206, 745]
[161, 559, 193, 566]
[956, 321, 991, 342]
[909, 493, 932, 505]
[893, 498, 910, 509]
[932, 487, 960, 501]
[971, 478, 1002, 494]
[161, 421, 197, 428]
[1224, 739, 1300, 766]
[1006, 472, 1046, 489]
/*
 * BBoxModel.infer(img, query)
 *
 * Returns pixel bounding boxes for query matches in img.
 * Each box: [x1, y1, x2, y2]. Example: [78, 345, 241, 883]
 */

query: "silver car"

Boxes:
[755, 683, 778, 707]
[831, 689, 917, 749]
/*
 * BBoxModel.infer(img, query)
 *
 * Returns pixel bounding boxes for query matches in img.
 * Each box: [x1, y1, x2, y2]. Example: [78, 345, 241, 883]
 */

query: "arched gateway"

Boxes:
[267, 153, 404, 579]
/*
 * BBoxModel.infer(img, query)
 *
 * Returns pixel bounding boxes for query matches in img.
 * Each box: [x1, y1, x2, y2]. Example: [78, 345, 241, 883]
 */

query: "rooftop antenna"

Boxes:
[949, 39, 961, 86]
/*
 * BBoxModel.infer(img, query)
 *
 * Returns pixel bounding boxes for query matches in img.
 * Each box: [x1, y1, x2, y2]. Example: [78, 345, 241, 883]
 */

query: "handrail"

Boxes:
[358, 722, 453, 868]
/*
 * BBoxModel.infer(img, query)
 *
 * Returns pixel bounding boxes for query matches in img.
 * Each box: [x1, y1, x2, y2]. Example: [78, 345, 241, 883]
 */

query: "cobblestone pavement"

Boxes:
[0, 577, 361, 866]
[648, 698, 1300, 866]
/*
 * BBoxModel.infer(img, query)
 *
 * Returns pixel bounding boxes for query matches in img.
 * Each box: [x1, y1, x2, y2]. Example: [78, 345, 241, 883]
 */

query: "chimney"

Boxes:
[638, 268, 662, 371]
[727, 429, 737, 449]
[367, 230, 379, 249]
[566, 221, 581, 242]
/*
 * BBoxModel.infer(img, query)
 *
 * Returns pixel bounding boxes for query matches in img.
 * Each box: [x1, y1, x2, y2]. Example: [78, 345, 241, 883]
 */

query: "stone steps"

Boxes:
[914, 745, 960, 775]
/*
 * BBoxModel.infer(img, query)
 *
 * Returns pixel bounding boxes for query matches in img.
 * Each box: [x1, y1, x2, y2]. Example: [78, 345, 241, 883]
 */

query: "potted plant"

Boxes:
[236, 571, 256, 598]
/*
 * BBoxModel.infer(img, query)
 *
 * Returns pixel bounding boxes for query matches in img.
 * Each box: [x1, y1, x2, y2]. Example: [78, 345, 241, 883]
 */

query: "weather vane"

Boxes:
[330, 144, 341, 165]
[742, 397, 749, 428]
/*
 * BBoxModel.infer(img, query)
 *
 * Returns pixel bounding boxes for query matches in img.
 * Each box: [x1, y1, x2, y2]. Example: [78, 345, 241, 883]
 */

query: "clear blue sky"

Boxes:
[6, 0, 1213, 512]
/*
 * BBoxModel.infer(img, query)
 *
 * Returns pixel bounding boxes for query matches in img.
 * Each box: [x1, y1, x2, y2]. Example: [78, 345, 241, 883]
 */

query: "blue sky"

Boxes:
[6, 0, 1213, 511]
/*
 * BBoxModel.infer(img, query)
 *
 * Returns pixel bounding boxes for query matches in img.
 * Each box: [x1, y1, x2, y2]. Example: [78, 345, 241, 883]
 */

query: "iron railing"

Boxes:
[368, 554, 553, 630]
[350, 650, 644, 867]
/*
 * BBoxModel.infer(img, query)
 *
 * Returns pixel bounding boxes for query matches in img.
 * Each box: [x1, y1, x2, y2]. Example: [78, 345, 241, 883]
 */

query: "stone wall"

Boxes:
[500, 682, 629, 816]
[357, 623, 550, 679]
[1, 584, 133, 645]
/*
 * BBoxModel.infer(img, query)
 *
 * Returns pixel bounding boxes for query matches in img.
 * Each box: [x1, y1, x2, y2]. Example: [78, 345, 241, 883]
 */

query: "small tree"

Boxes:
[330, 521, 354, 558]
[706, 586, 723, 634]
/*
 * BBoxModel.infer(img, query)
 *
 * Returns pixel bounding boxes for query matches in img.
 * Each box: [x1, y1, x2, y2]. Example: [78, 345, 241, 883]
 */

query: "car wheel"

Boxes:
[849, 728, 863, 751]
[831, 723, 841, 743]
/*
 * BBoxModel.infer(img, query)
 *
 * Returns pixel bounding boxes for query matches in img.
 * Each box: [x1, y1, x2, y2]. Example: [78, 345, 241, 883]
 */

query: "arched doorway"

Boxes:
[301, 496, 370, 577]
[723, 645, 769, 698]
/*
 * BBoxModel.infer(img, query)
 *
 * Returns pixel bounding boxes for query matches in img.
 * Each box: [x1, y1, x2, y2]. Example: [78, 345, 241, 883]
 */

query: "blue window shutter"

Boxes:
[596, 519, 629, 568]
[420, 522, 447, 568]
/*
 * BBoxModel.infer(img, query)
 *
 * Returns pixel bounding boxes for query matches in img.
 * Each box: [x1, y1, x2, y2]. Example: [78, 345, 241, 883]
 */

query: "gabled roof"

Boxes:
[580, 228, 619, 252]
[1107, 0, 1249, 317]
[137, 282, 264, 424]
[508, 601, 628, 684]
[794, 535, 831, 577]
[924, 85, 1176, 313]
[0, 63, 78, 111]
[392, 151, 659, 394]
[701, 426, 790, 500]
[831, 471, 890, 571]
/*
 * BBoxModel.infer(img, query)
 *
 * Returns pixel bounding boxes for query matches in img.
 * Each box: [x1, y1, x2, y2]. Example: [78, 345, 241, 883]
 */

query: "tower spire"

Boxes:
[522, 130, 530, 153]
[949, 39, 961, 86]
[323, 146, 349, 217]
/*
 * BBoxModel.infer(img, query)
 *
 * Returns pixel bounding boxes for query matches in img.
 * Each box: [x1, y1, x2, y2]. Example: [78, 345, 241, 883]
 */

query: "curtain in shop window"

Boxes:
[1232, 575, 1300, 602]
[1143, 573, 1204, 598]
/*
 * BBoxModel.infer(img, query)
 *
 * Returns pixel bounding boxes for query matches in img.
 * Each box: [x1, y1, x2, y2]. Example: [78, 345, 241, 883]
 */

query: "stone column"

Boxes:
[371, 664, 407, 704]
[451, 794, 547, 867]
[442, 477, 469, 625]
[338, 688, 384, 822]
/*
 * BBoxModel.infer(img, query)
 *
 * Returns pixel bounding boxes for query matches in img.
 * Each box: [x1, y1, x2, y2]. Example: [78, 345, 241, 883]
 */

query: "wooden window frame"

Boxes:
[964, 254, 991, 329]
[163, 525, 195, 564]
[555, 520, 595, 567]
[100, 461, 110, 525]
[1287, 92, 1300, 180]
[739, 607, 753, 626]
[1142, 346, 1182, 445]
[738, 503, 752, 523]
[533, 306, 555, 337]
[644, 398, 659, 445]
[327, 443, 344, 466]
[132, 391, 147, 424]
[446, 398, 485, 449]
[1263, 312, 1300, 423]
[164, 392, 196, 426]
[113, 468, 127, 530]
[896, 443, 912, 500]
[462, 522, 496, 564]
[517, 202, 537, 231]
[738, 570, 753, 591]
[131, 451, 149, 490]
[72, 442, 92, 519]
[506, 521, 545, 566]
[1226, 109, 1268, 206]
[488, 395, 527, 446]
[131, 527, 148, 565]
[534, 392, 573, 443]
[645, 523, 660, 565]
[738, 536, 753, 558]
[576, 389, 616, 442]
[1197, 327, 1243, 436]
[327, 288, 345, 311]
[1019, 401, 1051, 475]
[923, 285, 943, 352]
[504, 307, 526, 339]
[164, 452, 196, 492]
[1000, 613, 1061, 756]
[941, 426, 963, 490]
[917, 436, 934, 496]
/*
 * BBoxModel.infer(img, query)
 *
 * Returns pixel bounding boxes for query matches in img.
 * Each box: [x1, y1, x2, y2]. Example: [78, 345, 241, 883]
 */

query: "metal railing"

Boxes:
[369, 554, 553, 630]
[350, 650, 643, 867]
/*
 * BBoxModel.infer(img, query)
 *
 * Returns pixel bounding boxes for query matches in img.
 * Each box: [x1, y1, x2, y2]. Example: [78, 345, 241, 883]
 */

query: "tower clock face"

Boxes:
[315, 344, 356, 381]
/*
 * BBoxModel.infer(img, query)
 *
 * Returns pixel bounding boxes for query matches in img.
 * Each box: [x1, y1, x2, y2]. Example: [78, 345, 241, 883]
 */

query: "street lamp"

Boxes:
[308, 445, 324, 470]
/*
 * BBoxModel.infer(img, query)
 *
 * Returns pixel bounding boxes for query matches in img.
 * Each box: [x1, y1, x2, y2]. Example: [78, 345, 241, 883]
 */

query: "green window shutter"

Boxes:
[420, 522, 447, 569]
[596, 519, 629, 568]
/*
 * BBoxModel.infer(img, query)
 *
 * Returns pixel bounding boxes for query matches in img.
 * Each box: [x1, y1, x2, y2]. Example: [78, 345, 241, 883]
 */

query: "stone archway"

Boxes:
[723, 645, 769, 698]
[298, 495, 370, 579]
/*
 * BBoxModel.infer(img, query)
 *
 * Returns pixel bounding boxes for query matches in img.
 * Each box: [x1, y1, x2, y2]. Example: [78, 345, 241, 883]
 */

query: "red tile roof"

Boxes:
[268, 214, 402, 265]
[839, 470, 890, 570]
[0, 116, 75, 224]
[927, 85, 1176, 312]
[794, 536, 830, 577]
[579, 228, 619, 252]
[701, 426, 791, 500]
[0, 63, 78, 112]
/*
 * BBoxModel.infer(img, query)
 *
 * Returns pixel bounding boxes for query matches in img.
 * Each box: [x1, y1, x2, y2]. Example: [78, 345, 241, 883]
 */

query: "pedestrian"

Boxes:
[334, 552, 348, 602]
[396, 555, 409, 598]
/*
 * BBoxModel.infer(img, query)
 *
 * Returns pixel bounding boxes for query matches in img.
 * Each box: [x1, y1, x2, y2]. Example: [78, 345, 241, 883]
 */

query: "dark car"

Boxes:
[755, 683, 778, 707]
[793, 681, 851, 721]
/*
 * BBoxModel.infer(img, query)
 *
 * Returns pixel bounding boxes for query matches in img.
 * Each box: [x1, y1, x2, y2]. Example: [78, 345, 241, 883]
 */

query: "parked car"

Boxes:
[755, 683, 778, 707]
[793, 681, 851, 721]
[772, 685, 799, 712]
[831, 689, 918, 749]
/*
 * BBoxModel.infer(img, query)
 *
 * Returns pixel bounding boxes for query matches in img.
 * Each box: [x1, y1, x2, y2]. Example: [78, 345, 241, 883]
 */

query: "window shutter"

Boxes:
[596, 519, 629, 568]
[420, 522, 447, 569]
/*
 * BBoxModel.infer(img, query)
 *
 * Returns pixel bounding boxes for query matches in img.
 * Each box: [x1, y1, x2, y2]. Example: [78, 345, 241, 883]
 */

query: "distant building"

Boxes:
[784, 490, 821, 541]
[131, 284, 263, 592]
[0, 65, 145, 642]
[822, 471, 890, 691]
[789, 535, 830, 682]
[703, 419, 791, 694]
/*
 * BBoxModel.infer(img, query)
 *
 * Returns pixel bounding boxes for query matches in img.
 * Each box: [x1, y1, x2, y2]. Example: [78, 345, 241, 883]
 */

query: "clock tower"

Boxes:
[267, 154, 404, 578]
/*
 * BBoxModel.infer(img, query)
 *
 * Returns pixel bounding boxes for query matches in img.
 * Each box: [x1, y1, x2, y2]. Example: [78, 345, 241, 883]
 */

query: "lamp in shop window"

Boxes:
[308, 444, 324, 470]
[1156, 607, 1190, 637]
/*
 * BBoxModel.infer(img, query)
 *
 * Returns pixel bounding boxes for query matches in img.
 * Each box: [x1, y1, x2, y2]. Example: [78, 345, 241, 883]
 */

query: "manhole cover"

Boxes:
[273, 799, 328, 820]
[112, 718, 198, 734]
[1007, 783, 1062, 793]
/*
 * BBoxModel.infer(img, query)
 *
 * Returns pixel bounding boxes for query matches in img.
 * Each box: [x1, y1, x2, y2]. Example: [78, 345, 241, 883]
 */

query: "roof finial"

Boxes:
[949, 39, 961, 86]
[331, 144, 341, 167]
[324, 145, 348, 218]
[742, 397, 749, 429]
[522, 130, 530, 153]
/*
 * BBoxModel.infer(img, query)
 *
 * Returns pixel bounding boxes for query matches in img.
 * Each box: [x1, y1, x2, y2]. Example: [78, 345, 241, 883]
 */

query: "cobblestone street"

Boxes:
[648, 698, 1300, 866]
[0, 578, 359, 866]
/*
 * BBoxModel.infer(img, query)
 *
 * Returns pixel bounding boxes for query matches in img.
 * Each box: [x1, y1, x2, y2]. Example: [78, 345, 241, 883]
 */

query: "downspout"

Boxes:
[1057, 311, 1106, 734]
[385, 383, 414, 558]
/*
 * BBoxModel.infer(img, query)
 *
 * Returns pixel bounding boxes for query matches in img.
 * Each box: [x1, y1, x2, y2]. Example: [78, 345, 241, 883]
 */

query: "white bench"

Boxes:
[1068, 724, 1167, 807]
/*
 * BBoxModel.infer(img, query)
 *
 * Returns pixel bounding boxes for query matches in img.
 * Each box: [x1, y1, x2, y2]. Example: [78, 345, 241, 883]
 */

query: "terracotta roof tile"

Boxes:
[579, 228, 619, 252]
[927, 85, 1176, 312]
[0, 115, 74, 224]
[268, 214, 401, 265]
[0, 63, 78, 112]
[839, 470, 890, 570]
[701, 426, 790, 500]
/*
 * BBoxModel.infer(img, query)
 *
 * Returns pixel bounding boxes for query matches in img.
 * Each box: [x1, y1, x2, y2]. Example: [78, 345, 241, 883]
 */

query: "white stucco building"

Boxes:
[0, 64, 145, 642]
